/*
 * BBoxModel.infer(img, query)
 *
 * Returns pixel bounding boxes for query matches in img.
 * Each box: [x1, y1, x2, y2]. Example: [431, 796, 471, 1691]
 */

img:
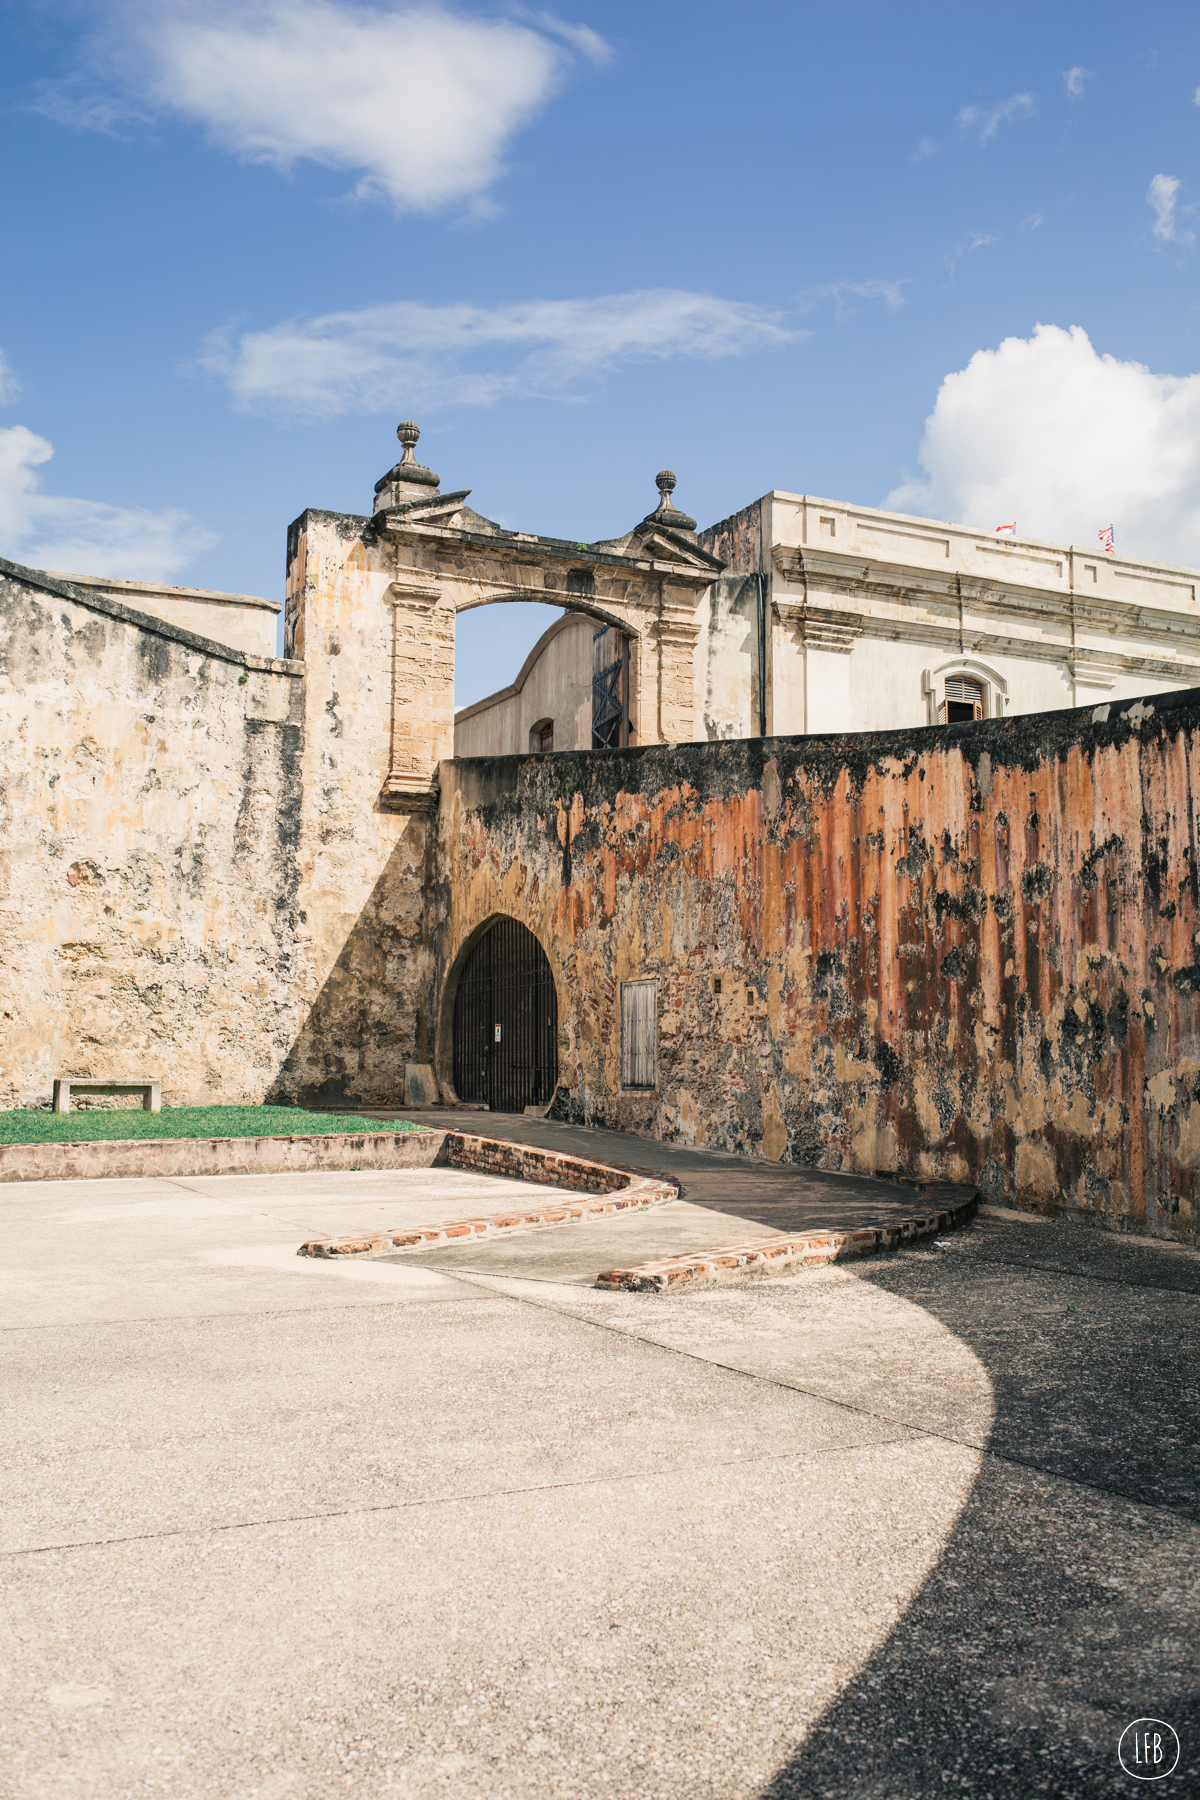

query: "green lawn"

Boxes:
[0, 1105, 427, 1145]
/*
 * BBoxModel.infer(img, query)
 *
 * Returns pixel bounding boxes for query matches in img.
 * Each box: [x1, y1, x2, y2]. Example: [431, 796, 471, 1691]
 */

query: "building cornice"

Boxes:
[774, 595, 1200, 685]
[772, 544, 1200, 649]
[766, 492, 1200, 593]
[386, 521, 721, 588]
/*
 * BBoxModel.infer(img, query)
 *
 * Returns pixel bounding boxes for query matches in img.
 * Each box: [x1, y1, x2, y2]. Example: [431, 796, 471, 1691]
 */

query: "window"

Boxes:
[621, 980, 657, 1089]
[940, 676, 983, 725]
[530, 719, 554, 754]
[924, 662, 1006, 726]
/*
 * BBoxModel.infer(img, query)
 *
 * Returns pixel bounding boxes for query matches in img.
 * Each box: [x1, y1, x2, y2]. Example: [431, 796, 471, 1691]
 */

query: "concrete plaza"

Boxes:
[2, 1149, 1197, 1797]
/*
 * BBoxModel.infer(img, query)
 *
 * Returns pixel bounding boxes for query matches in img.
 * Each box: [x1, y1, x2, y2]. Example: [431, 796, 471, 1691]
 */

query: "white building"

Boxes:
[455, 484, 1200, 756]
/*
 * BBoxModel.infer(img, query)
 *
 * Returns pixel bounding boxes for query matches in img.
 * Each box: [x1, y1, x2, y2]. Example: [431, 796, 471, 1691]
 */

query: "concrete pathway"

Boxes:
[381, 1197, 787, 1285]
[379, 1108, 953, 1233]
[2, 1163, 1197, 1798]
[325, 1113, 974, 1285]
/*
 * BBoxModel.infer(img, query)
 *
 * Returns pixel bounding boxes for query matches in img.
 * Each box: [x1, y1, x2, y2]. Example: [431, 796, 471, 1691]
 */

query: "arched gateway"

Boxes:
[353, 423, 722, 813]
[452, 918, 558, 1113]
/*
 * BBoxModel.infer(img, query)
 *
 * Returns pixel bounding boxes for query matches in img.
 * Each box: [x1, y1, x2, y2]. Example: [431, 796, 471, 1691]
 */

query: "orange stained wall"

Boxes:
[438, 692, 1200, 1245]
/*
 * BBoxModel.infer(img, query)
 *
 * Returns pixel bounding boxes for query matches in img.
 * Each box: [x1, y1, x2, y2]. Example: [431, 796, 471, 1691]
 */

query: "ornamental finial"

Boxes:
[372, 420, 441, 511]
[644, 467, 695, 532]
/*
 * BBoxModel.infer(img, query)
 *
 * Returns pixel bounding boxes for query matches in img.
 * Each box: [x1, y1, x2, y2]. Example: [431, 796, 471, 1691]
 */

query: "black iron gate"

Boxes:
[451, 918, 559, 1112]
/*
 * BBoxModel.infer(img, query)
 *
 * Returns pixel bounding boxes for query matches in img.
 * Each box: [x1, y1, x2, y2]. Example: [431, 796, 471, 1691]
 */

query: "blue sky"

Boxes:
[3, 1, 1200, 705]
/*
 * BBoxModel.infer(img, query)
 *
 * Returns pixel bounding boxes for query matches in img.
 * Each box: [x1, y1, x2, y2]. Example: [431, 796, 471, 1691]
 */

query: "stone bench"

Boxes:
[52, 1078, 162, 1115]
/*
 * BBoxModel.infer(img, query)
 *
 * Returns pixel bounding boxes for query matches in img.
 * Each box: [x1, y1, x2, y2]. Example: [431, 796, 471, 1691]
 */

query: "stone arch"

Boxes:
[436, 910, 568, 1109]
[376, 473, 723, 807]
[453, 589, 639, 640]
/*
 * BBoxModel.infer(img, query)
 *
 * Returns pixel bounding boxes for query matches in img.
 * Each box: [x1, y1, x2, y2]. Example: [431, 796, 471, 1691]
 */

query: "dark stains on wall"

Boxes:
[438, 691, 1200, 1244]
[696, 498, 764, 572]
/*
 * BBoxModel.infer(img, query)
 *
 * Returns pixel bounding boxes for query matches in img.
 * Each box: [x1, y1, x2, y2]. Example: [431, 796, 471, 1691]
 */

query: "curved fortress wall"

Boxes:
[439, 693, 1200, 1244]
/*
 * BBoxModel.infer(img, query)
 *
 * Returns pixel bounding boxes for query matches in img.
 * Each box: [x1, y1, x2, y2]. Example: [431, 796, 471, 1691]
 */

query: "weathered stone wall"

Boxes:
[436, 692, 1200, 1243]
[48, 571, 282, 658]
[13, 466, 1200, 1255]
[271, 509, 440, 1104]
[696, 498, 763, 573]
[2, 522, 451, 1115]
[0, 562, 306, 1106]
[694, 574, 760, 741]
[270, 487, 729, 1102]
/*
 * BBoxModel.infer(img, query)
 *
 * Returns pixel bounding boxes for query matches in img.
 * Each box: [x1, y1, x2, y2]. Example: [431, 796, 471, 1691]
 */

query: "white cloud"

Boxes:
[1063, 66, 1093, 99]
[910, 133, 937, 162]
[1148, 173, 1195, 249]
[195, 289, 798, 419]
[797, 279, 910, 320]
[39, 1, 605, 214]
[944, 232, 996, 280]
[0, 422, 214, 581]
[886, 323, 1200, 567]
[956, 92, 1037, 142]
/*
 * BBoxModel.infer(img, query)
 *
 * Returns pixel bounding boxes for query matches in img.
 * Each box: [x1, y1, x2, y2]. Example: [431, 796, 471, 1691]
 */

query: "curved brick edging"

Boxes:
[297, 1131, 679, 1258]
[595, 1188, 979, 1292]
[0, 1127, 442, 1184]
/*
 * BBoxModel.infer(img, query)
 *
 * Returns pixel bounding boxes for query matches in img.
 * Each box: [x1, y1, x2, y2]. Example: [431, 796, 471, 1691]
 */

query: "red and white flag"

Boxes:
[995, 522, 1016, 536]
[1099, 524, 1115, 554]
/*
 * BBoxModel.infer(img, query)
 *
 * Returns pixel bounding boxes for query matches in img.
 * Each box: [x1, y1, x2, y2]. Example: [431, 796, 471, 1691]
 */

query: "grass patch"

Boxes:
[0, 1105, 427, 1145]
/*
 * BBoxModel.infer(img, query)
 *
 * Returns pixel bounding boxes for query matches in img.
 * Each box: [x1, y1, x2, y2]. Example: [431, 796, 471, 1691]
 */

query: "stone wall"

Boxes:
[694, 574, 761, 741]
[2, 529, 450, 1115]
[12, 496, 1200, 1249]
[436, 692, 1200, 1243]
[0, 561, 306, 1107]
[275, 509, 441, 1105]
[44, 572, 282, 658]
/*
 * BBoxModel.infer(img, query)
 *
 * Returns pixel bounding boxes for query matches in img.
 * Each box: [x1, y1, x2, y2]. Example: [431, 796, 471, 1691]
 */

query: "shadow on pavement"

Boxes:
[760, 1215, 1200, 1799]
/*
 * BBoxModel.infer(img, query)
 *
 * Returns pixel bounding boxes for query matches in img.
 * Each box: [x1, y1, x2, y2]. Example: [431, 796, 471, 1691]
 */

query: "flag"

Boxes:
[995, 522, 1016, 536]
[1099, 524, 1115, 554]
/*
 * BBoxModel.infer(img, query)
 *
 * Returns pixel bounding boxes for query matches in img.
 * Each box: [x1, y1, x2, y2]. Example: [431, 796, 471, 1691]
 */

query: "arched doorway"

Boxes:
[451, 918, 559, 1112]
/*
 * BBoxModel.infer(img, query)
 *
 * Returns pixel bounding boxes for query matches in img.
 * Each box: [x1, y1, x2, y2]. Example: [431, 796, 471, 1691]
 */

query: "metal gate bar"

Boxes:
[451, 917, 559, 1112]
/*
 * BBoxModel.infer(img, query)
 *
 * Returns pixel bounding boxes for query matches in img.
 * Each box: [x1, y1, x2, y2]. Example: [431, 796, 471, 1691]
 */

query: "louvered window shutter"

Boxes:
[943, 676, 985, 723]
[621, 981, 657, 1088]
